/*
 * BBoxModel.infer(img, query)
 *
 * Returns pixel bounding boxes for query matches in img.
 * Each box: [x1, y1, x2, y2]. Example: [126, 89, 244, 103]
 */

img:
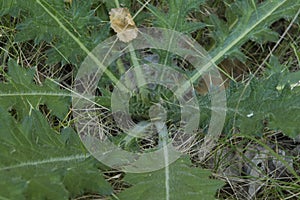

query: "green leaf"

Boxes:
[103, 0, 132, 10]
[0, 59, 70, 120]
[25, 175, 69, 200]
[208, 0, 300, 63]
[265, 56, 288, 76]
[266, 86, 300, 138]
[118, 156, 224, 200]
[14, 0, 66, 43]
[251, 28, 279, 44]
[224, 73, 300, 138]
[0, 0, 19, 17]
[0, 176, 26, 200]
[1, 0, 109, 65]
[208, 14, 229, 44]
[149, 0, 206, 33]
[0, 109, 113, 199]
[63, 161, 113, 197]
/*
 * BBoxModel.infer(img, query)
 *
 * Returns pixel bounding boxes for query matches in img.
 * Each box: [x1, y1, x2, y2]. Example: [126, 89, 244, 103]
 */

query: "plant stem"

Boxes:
[114, 0, 120, 8]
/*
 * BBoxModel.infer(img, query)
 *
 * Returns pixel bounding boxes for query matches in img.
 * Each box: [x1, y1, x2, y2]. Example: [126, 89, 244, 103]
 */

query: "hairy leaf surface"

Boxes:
[118, 156, 224, 200]
[149, 0, 206, 33]
[0, 59, 70, 120]
[0, 0, 109, 65]
[208, 0, 300, 63]
[0, 109, 113, 199]
[224, 73, 300, 138]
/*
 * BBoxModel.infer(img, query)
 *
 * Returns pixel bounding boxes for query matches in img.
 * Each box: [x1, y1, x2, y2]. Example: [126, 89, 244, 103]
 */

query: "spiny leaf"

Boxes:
[149, 0, 206, 33]
[0, 0, 109, 65]
[224, 72, 300, 138]
[0, 59, 70, 120]
[266, 86, 300, 138]
[0, 0, 19, 17]
[118, 156, 224, 200]
[264, 56, 289, 76]
[0, 109, 113, 199]
[208, 0, 300, 63]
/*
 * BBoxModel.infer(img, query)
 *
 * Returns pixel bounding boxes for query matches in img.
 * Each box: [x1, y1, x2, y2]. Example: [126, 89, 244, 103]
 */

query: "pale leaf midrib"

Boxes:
[0, 153, 91, 171]
[0, 92, 71, 97]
